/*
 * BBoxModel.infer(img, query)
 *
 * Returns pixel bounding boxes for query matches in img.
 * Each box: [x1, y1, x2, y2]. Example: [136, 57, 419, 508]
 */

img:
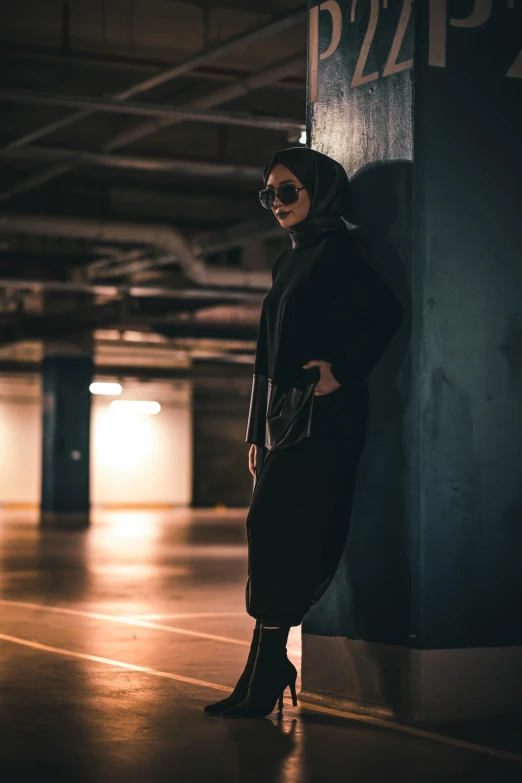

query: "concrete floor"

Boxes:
[0, 508, 521, 783]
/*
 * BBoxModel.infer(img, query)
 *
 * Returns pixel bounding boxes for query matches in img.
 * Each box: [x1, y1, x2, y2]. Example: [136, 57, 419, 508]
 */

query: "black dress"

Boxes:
[244, 228, 402, 627]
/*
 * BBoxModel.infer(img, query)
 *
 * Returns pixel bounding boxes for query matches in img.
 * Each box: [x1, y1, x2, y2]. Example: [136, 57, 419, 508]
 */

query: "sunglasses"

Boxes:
[258, 184, 305, 210]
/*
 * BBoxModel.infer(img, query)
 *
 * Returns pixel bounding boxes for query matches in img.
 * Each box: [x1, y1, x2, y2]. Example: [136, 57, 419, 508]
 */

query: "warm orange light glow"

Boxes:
[109, 401, 161, 415]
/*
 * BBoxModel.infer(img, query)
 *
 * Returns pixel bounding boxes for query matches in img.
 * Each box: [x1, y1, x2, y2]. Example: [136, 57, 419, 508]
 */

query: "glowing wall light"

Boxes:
[299, 130, 307, 145]
[90, 382, 123, 396]
[94, 409, 151, 470]
[109, 401, 161, 415]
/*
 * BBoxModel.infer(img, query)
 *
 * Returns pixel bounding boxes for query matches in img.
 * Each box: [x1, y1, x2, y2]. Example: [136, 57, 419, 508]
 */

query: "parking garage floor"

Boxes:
[1, 508, 521, 782]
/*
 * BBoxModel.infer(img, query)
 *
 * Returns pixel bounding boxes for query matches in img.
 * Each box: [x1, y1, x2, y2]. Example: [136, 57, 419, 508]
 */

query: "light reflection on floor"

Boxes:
[0, 509, 519, 782]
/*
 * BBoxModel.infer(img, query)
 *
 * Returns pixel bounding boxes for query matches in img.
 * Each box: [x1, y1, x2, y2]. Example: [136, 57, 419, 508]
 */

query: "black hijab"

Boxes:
[263, 147, 351, 249]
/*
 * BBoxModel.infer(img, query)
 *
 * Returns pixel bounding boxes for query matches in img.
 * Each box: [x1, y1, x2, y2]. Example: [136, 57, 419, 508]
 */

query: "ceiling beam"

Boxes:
[103, 54, 305, 151]
[0, 44, 305, 89]
[4, 7, 305, 150]
[0, 277, 265, 303]
[0, 51, 305, 201]
[0, 360, 253, 380]
[0, 89, 303, 133]
[0, 309, 259, 347]
[0, 146, 262, 181]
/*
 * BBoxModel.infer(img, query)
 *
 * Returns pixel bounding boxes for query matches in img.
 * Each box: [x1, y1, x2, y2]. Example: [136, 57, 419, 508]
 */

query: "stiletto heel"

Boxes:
[222, 625, 297, 718]
[289, 677, 298, 706]
[277, 677, 297, 713]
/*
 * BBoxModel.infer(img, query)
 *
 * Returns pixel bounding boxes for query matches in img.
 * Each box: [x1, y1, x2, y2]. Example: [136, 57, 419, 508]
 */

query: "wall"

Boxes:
[0, 392, 42, 505]
[91, 395, 192, 507]
[414, 0, 522, 650]
[0, 376, 192, 507]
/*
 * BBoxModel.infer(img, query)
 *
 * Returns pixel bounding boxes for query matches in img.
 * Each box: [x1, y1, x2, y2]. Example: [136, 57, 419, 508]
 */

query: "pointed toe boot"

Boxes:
[204, 621, 261, 715]
[222, 625, 298, 719]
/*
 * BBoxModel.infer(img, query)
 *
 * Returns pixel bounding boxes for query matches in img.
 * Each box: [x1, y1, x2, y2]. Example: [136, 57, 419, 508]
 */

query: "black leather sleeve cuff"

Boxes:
[245, 374, 269, 446]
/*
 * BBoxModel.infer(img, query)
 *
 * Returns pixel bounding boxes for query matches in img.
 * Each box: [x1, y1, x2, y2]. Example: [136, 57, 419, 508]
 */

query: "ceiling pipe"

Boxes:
[87, 255, 177, 280]
[0, 7, 306, 202]
[0, 89, 304, 133]
[193, 219, 284, 256]
[87, 248, 150, 277]
[0, 274, 267, 301]
[5, 8, 306, 150]
[0, 213, 271, 289]
[0, 53, 305, 201]
[0, 146, 262, 181]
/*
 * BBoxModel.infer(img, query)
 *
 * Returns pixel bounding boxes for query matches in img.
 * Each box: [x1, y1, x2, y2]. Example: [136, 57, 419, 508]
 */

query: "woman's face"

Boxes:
[266, 162, 311, 228]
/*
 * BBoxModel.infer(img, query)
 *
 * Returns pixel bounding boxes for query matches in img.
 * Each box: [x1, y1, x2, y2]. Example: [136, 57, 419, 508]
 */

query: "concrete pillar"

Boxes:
[302, 0, 522, 722]
[40, 337, 94, 528]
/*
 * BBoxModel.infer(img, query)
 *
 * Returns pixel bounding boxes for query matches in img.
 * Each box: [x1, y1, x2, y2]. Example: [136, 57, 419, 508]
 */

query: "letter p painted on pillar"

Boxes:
[308, 1, 343, 104]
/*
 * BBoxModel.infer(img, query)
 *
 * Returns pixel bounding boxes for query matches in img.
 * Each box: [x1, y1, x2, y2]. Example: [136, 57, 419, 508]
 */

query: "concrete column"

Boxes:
[40, 337, 94, 528]
[302, 0, 522, 722]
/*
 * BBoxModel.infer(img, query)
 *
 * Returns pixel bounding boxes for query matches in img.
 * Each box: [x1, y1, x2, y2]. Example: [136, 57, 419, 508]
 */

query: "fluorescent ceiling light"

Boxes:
[109, 400, 161, 415]
[90, 382, 123, 395]
[299, 130, 307, 145]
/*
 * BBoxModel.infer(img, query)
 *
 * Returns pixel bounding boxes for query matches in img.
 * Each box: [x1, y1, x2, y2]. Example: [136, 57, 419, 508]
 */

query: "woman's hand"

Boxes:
[248, 444, 257, 477]
[302, 360, 342, 396]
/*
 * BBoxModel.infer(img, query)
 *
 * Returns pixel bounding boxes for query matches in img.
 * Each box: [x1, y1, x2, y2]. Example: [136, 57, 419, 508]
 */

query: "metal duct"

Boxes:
[0, 213, 272, 290]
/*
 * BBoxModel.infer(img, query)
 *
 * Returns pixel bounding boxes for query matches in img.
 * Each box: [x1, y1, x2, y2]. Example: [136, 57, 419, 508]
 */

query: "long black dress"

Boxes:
[244, 228, 403, 627]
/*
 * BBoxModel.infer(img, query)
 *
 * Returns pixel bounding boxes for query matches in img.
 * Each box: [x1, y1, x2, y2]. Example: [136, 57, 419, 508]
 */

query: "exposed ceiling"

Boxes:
[0, 0, 307, 378]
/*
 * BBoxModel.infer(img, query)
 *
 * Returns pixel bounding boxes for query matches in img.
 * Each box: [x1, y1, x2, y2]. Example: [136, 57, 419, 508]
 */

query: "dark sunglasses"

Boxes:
[258, 184, 305, 210]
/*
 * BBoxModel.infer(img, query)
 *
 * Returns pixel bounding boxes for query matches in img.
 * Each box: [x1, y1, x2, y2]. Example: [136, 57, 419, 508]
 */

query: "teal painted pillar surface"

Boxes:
[40, 344, 94, 529]
[302, 0, 522, 722]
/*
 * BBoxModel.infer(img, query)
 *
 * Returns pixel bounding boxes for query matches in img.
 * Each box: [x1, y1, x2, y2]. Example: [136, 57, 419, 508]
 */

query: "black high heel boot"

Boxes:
[203, 621, 261, 714]
[222, 625, 298, 718]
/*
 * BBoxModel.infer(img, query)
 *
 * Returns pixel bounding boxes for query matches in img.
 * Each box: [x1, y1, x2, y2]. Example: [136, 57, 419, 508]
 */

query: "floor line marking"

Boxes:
[0, 631, 521, 764]
[130, 612, 246, 620]
[0, 599, 249, 647]
[0, 632, 232, 693]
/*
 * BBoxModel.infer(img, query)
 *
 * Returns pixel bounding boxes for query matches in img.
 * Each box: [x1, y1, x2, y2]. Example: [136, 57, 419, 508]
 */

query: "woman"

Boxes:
[204, 147, 403, 719]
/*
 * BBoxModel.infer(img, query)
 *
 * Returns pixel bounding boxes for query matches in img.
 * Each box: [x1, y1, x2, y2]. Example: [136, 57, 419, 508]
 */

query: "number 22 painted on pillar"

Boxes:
[308, 0, 413, 103]
[309, 0, 521, 105]
[351, 0, 413, 87]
